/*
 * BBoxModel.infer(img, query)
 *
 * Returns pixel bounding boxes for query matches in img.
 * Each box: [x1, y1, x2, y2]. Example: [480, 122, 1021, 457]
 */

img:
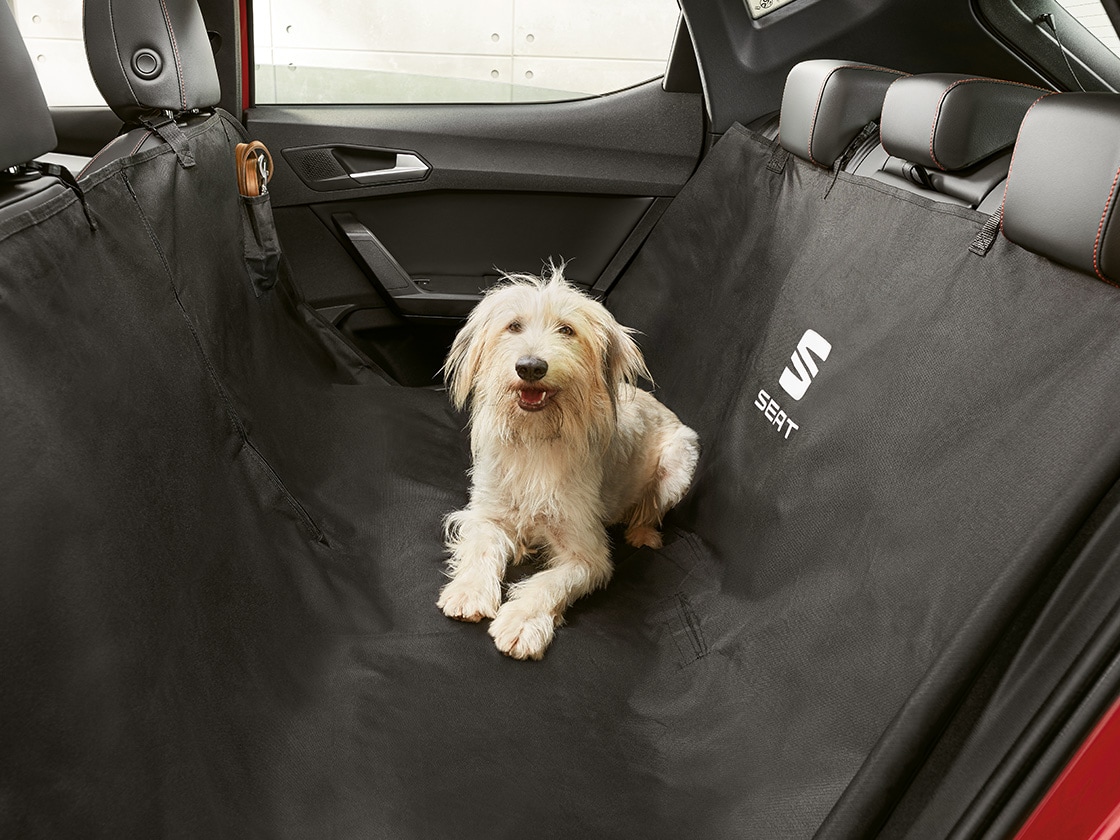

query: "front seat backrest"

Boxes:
[0, 1, 57, 170]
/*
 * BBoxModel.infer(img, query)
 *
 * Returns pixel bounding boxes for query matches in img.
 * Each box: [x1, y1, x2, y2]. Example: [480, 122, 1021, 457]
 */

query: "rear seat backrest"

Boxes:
[1002, 92, 1120, 285]
[862, 73, 1050, 211]
[779, 59, 908, 168]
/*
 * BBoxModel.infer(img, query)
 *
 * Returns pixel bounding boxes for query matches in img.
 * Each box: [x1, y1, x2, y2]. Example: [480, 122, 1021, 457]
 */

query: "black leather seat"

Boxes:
[859, 73, 1051, 212]
[79, 0, 222, 176]
[778, 59, 908, 171]
[0, 2, 67, 224]
[1001, 92, 1120, 284]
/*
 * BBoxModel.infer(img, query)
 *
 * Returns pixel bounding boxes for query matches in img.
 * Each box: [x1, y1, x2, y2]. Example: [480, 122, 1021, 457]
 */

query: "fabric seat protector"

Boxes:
[4, 115, 1120, 839]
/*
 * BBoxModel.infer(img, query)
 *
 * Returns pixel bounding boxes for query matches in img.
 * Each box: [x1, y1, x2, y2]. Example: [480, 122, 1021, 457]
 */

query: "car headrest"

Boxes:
[1000, 93, 1120, 285]
[779, 60, 907, 168]
[0, 1, 57, 169]
[880, 74, 1048, 172]
[84, 0, 221, 123]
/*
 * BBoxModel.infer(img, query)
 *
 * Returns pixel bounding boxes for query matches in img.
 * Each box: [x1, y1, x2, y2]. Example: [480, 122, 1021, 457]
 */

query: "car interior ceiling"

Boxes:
[6, 0, 1120, 838]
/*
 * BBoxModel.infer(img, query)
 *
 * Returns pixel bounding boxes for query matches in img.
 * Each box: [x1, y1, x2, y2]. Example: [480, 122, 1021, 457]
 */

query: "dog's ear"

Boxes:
[604, 320, 652, 392]
[444, 316, 484, 410]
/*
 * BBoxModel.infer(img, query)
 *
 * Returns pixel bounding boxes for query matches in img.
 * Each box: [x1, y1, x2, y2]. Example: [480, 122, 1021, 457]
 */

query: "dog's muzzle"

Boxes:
[514, 357, 551, 411]
[515, 356, 548, 382]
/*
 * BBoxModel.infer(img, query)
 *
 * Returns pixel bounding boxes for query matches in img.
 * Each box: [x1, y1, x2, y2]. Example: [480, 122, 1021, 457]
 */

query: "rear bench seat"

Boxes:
[607, 74, 1120, 839]
[777, 60, 1046, 212]
[868, 73, 1047, 211]
[7, 12, 1120, 837]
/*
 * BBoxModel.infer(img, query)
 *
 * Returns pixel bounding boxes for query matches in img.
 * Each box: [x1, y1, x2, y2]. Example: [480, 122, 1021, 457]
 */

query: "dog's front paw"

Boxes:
[437, 575, 500, 623]
[489, 602, 556, 660]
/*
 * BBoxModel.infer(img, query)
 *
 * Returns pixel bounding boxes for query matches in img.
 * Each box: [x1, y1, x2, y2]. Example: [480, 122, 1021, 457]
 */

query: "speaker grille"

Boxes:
[287, 148, 346, 183]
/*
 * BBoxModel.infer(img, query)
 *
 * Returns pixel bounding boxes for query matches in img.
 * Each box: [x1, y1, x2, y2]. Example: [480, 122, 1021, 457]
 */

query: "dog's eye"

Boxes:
[557, 324, 574, 336]
[508, 321, 523, 333]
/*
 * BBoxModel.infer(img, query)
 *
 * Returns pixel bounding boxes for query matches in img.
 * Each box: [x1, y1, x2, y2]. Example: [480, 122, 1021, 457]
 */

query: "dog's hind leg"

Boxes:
[624, 423, 700, 550]
[438, 509, 515, 622]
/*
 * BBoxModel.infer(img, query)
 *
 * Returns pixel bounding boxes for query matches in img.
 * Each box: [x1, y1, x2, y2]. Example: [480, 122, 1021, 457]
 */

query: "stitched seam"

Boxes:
[1093, 163, 1120, 286]
[157, 0, 187, 110]
[805, 64, 907, 167]
[927, 78, 1051, 171]
[104, 0, 141, 107]
[130, 130, 152, 156]
[999, 93, 1054, 238]
[77, 137, 120, 178]
[78, 132, 148, 179]
[120, 169, 328, 542]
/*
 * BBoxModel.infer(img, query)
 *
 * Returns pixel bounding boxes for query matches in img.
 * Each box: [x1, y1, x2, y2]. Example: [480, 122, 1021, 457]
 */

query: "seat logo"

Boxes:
[778, 329, 832, 401]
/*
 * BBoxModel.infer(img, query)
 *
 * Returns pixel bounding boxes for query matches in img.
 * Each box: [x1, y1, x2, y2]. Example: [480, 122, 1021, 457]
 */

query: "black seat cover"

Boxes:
[6, 45, 1120, 840]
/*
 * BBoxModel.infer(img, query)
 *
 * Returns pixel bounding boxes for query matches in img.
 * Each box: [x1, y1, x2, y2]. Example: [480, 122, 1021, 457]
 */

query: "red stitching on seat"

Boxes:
[77, 130, 155, 178]
[928, 78, 1051, 171]
[805, 64, 907, 167]
[999, 92, 1055, 239]
[157, 0, 187, 110]
[801, 64, 904, 168]
[130, 130, 153, 156]
[105, 0, 142, 108]
[1093, 163, 1120, 286]
[806, 63, 909, 166]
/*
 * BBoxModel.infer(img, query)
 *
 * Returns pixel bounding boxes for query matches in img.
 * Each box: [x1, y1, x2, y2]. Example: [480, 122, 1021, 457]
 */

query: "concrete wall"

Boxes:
[254, 0, 680, 104]
[11, 0, 680, 107]
[12, 0, 1120, 108]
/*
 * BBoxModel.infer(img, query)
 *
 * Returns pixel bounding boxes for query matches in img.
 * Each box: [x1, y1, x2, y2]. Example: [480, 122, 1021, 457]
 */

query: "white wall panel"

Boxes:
[270, 47, 514, 104]
[512, 0, 678, 61]
[12, 0, 82, 40]
[268, 0, 513, 56]
[253, 0, 273, 50]
[21, 37, 103, 106]
[12, 0, 681, 107]
[511, 55, 665, 96]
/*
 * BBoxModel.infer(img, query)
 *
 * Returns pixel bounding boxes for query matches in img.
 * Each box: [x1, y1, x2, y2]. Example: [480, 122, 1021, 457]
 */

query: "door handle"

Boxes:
[345, 153, 429, 185]
[283, 145, 431, 191]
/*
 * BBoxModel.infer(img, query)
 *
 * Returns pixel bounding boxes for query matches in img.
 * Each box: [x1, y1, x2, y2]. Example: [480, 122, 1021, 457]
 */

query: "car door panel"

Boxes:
[245, 77, 703, 377]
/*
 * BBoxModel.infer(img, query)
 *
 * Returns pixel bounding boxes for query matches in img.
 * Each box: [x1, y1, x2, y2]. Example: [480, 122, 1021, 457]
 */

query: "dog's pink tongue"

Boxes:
[520, 389, 545, 404]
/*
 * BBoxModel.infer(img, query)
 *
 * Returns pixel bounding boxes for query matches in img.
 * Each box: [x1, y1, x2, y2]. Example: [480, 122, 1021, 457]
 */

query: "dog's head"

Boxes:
[444, 266, 649, 440]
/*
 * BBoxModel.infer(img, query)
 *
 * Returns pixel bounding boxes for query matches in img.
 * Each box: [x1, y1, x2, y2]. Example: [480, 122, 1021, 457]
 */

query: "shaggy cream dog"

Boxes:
[437, 267, 700, 660]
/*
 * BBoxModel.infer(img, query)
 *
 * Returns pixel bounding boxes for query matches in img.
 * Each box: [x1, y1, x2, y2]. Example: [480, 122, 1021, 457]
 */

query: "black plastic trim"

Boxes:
[679, 0, 1049, 134]
[975, 0, 1120, 92]
[49, 107, 122, 157]
[246, 81, 704, 208]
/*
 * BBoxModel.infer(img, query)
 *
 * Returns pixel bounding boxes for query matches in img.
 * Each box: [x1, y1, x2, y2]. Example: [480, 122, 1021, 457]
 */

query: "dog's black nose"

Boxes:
[516, 356, 548, 382]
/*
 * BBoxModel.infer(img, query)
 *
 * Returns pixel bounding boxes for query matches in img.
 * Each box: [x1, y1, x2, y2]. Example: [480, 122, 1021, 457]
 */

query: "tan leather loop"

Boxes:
[235, 141, 273, 196]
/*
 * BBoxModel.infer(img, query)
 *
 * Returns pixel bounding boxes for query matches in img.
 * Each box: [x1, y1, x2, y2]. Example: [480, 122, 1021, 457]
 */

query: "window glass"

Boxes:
[253, 0, 681, 105]
[1055, 0, 1120, 56]
[10, 0, 106, 107]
